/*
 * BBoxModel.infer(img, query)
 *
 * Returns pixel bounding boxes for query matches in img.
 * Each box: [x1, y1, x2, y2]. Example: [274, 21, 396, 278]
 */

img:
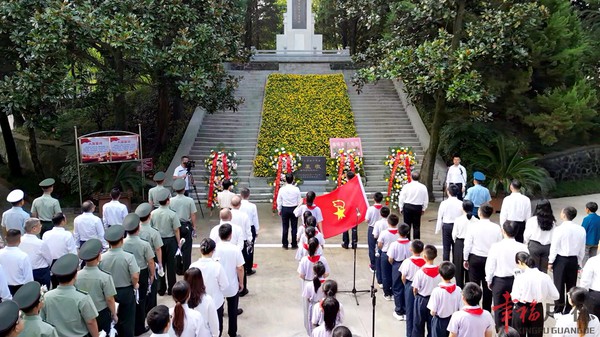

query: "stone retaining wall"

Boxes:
[0, 132, 70, 176]
[537, 145, 600, 181]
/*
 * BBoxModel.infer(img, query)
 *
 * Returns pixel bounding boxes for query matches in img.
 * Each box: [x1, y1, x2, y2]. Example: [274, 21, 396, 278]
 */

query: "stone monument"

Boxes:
[276, 0, 323, 52]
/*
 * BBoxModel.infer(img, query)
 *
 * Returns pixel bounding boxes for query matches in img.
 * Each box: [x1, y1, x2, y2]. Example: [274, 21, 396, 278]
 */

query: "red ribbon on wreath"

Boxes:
[222, 153, 229, 179]
[207, 154, 219, 208]
[272, 155, 284, 211]
[337, 154, 345, 187]
[405, 155, 412, 183]
[286, 154, 292, 173]
[386, 152, 402, 206]
[349, 154, 356, 173]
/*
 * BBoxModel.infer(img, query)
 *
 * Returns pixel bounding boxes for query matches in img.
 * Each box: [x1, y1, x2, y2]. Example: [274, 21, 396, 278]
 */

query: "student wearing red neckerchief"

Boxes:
[366, 192, 384, 273]
[378, 214, 401, 302]
[387, 223, 412, 321]
[373, 207, 391, 288]
[400, 240, 426, 337]
[428, 262, 462, 337]
[302, 261, 327, 336]
[412, 245, 441, 337]
[294, 191, 324, 233]
[296, 217, 324, 262]
[298, 238, 330, 289]
[447, 282, 495, 337]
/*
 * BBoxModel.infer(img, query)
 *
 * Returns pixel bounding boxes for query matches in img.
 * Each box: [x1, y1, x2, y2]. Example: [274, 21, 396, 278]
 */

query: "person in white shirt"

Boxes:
[0, 229, 33, 295]
[412, 245, 441, 337]
[19, 218, 52, 289]
[399, 240, 426, 332]
[240, 188, 259, 277]
[169, 280, 210, 337]
[452, 200, 478, 288]
[216, 179, 235, 210]
[499, 180, 532, 243]
[230, 196, 251, 296]
[372, 207, 390, 288]
[549, 206, 587, 315]
[102, 188, 128, 228]
[364, 192, 384, 272]
[447, 282, 495, 337]
[485, 221, 528, 328]
[276, 173, 301, 249]
[212, 224, 244, 337]
[523, 199, 555, 273]
[552, 287, 600, 337]
[189, 238, 229, 336]
[463, 204, 502, 311]
[209, 209, 244, 251]
[377, 215, 401, 301]
[0, 264, 12, 301]
[581, 254, 600, 320]
[511, 251, 559, 337]
[428, 262, 463, 337]
[74, 201, 107, 249]
[42, 213, 77, 288]
[184, 268, 220, 337]
[445, 154, 467, 200]
[436, 184, 464, 261]
[146, 304, 172, 337]
[398, 171, 429, 240]
[172, 156, 192, 194]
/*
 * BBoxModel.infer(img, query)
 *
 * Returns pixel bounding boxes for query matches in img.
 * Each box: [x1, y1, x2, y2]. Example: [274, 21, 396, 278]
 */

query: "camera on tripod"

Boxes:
[184, 160, 196, 172]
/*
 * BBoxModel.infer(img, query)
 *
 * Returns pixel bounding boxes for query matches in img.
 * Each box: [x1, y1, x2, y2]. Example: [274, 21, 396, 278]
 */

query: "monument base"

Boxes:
[276, 33, 323, 54]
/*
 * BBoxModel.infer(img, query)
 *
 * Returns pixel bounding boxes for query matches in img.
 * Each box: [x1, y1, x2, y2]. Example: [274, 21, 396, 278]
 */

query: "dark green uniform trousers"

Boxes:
[134, 268, 149, 335]
[97, 307, 111, 334]
[115, 285, 135, 337]
[40, 221, 53, 239]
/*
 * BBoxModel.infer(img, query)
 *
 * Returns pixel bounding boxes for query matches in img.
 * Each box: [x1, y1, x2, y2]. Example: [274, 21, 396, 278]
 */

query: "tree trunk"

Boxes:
[172, 87, 184, 121]
[0, 113, 22, 176]
[27, 124, 44, 179]
[155, 79, 171, 153]
[421, 91, 446, 200]
[12, 112, 25, 128]
[244, 0, 255, 49]
[112, 50, 127, 129]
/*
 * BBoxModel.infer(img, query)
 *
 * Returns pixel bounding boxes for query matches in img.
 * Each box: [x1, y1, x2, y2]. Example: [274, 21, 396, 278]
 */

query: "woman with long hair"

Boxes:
[523, 199, 555, 272]
[298, 238, 330, 287]
[311, 297, 341, 337]
[184, 268, 219, 337]
[511, 251, 559, 337]
[302, 261, 327, 335]
[451, 200, 479, 288]
[553, 287, 600, 337]
[169, 281, 210, 337]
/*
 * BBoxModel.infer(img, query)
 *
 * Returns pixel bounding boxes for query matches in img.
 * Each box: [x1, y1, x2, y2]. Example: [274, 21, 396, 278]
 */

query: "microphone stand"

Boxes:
[370, 262, 377, 337]
[339, 208, 370, 306]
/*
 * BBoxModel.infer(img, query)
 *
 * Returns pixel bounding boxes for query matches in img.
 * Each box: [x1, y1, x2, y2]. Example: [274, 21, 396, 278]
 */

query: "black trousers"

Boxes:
[454, 183, 464, 201]
[226, 294, 239, 337]
[491, 276, 514, 329]
[553, 255, 578, 314]
[115, 285, 135, 337]
[513, 221, 526, 243]
[134, 268, 149, 335]
[587, 289, 600, 321]
[342, 226, 358, 246]
[280, 206, 298, 247]
[528, 240, 550, 273]
[217, 304, 224, 337]
[181, 226, 193, 271]
[453, 238, 468, 288]
[50, 259, 58, 289]
[161, 236, 178, 294]
[97, 307, 112, 334]
[431, 315, 451, 337]
[246, 226, 257, 273]
[403, 203, 423, 240]
[242, 241, 249, 291]
[412, 294, 432, 337]
[33, 266, 51, 290]
[468, 254, 492, 311]
[40, 221, 53, 239]
[7, 285, 22, 296]
[512, 302, 544, 337]
[146, 257, 158, 313]
[442, 223, 454, 261]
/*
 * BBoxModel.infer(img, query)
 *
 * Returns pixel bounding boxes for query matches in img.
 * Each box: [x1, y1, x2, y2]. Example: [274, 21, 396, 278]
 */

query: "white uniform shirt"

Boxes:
[168, 304, 210, 337]
[216, 190, 235, 209]
[231, 209, 252, 241]
[463, 219, 502, 260]
[365, 205, 383, 227]
[173, 165, 191, 190]
[485, 238, 528, 283]
[102, 200, 128, 227]
[213, 241, 244, 297]
[19, 233, 52, 269]
[73, 212, 106, 248]
[297, 255, 330, 281]
[0, 246, 33, 286]
[0, 264, 11, 300]
[377, 228, 400, 252]
[240, 199, 259, 232]
[191, 293, 219, 337]
[447, 307, 495, 337]
[499, 192, 532, 224]
[523, 216, 555, 245]
[511, 267, 559, 303]
[553, 312, 600, 337]
[399, 256, 427, 282]
[294, 205, 324, 225]
[387, 239, 411, 262]
[446, 164, 467, 186]
[412, 264, 441, 296]
[427, 283, 463, 318]
[372, 218, 389, 239]
[397, 181, 429, 210]
[549, 220, 586, 266]
[436, 197, 464, 233]
[276, 184, 301, 212]
[209, 222, 244, 251]
[42, 227, 77, 260]
[581, 255, 600, 291]
[452, 214, 478, 240]
[189, 258, 229, 308]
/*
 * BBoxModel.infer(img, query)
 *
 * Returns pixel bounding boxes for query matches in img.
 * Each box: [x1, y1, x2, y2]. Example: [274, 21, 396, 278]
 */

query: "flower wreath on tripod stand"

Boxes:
[204, 147, 238, 209]
[268, 147, 302, 212]
[383, 146, 417, 209]
[327, 148, 364, 187]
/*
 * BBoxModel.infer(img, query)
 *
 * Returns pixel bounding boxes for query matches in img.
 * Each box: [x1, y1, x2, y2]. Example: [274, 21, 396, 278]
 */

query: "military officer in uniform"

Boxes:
[150, 189, 181, 295]
[75, 239, 117, 335]
[99, 225, 140, 337]
[12, 281, 58, 337]
[123, 213, 155, 335]
[135, 202, 163, 312]
[169, 178, 196, 270]
[41, 253, 99, 337]
[0, 300, 23, 337]
[148, 172, 168, 209]
[30, 178, 61, 238]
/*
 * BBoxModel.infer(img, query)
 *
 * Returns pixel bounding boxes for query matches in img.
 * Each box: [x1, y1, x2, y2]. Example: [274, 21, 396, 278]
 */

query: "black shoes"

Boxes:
[237, 308, 244, 315]
[239, 289, 249, 297]
[246, 269, 256, 276]
[341, 243, 349, 249]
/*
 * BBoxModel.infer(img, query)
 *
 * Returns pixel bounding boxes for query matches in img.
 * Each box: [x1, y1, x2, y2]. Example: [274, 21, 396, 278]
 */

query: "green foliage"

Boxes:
[549, 176, 600, 198]
[438, 118, 501, 170]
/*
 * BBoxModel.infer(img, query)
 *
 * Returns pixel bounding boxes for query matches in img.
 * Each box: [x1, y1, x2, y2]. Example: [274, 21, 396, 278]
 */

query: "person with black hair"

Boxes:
[189, 238, 229, 336]
[173, 157, 192, 195]
[73, 200, 106, 250]
[583, 202, 600, 266]
[464, 171, 491, 218]
[299, 238, 331, 286]
[13, 281, 58, 337]
[436, 184, 463, 261]
[184, 268, 220, 337]
[217, 179, 235, 210]
[387, 223, 411, 320]
[524, 199, 556, 273]
[499, 180, 532, 243]
[296, 222, 324, 261]
[511, 251, 558, 337]
[447, 282, 495, 337]
[230, 196, 252, 297]
[169, 281, 209, 337]
[400, 240, 426, 336]
[341, 172, 359, 249]
[277, 173, 302, 249]
[0, 264, 11, 302]
[136, 202, 164, 311]
[549, 207, 586, 314]
[412, 245, 441, 337]
[312, 280, 345, 328]
[398, 171, 429, 240]
[332, 326, 352, 337]
[446, 155, 467, 200]
[102, 188, 128, 228]
[147, 304, 171, 336]
[365, 192, 384, 272]
[171, 178, 198, 272]
[428, 262, 462, 337]
[485, 221, 528, 328]
[463, 203, 502, 311]
[373, 206, 391, 287]
[240, 187, 259, 276]
[311, 297, 341, 337]
[302, 261, 327, 336]
[452, 200, 478, 288]
[42, 212, 77, 289]
[295, 191, 324, 233]
[0, 229, 33, 295]
[498, 327, 521, 337]
[378, 214, 401, 302]
[553, 287, 600, 337]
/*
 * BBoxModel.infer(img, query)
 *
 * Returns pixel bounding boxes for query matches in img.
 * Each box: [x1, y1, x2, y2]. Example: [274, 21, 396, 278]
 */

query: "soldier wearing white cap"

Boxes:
[2, 189, 29, 239]
[30, 178, 61, 238]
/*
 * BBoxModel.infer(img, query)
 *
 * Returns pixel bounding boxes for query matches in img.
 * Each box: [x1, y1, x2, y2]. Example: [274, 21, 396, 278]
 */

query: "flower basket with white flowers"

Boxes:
[268, 147, 302, 211]
[204, 147, 238, 209]
[383, 146, 417, 209]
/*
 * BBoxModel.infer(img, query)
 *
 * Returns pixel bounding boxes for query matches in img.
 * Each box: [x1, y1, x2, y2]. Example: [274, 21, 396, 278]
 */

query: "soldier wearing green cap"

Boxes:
[0, 300, 23, 337]
[99, 225, 139, 337]
[75, 239, 117, 335]
[135, 202, 163, 311]
[148, 171, 168, 208]
[13, 281, 58, 337]
[30, 178, 61, 238]
[123, 213, 155, 335]
[170, 178, 197, 270]
[150, 189, 181, 295]
[41, 253, 99, 337]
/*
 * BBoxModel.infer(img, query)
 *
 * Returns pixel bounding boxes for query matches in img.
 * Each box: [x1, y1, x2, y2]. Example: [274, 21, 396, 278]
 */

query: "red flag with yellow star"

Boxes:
[315, 174, 369, 239]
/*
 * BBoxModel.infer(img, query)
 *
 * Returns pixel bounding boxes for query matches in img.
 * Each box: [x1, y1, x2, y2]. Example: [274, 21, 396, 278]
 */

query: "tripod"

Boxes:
[340, 209, 370, 306]
[186, 170, 205, 218]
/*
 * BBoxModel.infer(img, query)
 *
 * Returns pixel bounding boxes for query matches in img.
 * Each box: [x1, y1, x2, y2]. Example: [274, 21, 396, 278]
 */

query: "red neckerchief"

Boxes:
[315, 228, 320, 235]
[439, 282, 457, 294]
[388, 229, 398, 235]
[307, 204, 317, 210]
[308, 255, 321, 263]
[422, 265, 439, 278]
[397, 238, 410, 244]
[410, 257, 426, 268]
[374, 204, 383, 209]
[303, 243, 309, 251]
[463, 307, 483, 315]
[319, 278, 326, 284]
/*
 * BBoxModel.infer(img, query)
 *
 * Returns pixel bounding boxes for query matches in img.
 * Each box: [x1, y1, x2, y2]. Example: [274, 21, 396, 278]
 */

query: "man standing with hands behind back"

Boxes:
[277, 173, 301, 250]
[31, 178, 62, 238]
[446, 154, 467, 200]
[397, 171, 429, 240]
